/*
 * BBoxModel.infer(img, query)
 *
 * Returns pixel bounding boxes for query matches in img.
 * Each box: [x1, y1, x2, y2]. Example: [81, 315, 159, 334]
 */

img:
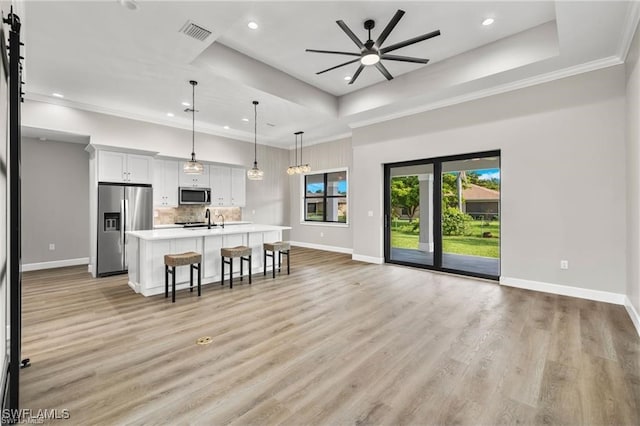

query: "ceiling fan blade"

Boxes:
[381, 54, 429, 64]
[375, 9, 405, 48]
[348, 64, 365, 85]
[336, 20, 365, 49]
[380, 30, 441, 54]
[316, 58, 361, 75]
[375, 62, 394, 81]
[305, 49, 361, 57]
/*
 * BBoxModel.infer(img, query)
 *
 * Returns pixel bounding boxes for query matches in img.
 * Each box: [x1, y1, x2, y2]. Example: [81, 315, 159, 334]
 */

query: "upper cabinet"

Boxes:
[98, 151, 153, 184]
[153, 159, 180, 207]
[209, 166, 246, 207]
[230, 167, 246, 207]
[210, 166, 231, 206]
[179, 164, 210, 188]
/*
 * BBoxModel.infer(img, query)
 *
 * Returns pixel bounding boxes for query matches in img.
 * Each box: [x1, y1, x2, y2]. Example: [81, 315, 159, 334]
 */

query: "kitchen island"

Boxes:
[126, 224, 291, 296]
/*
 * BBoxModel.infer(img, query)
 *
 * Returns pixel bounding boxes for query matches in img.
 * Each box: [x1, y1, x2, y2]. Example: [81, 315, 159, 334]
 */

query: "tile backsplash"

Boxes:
[154, 206, 242, 225]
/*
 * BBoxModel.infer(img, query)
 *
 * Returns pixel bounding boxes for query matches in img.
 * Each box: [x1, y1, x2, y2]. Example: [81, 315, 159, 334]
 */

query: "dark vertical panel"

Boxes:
[6, 10, 22, 415]
[433, 161, 443, 269]
[383, 164, 391, 262]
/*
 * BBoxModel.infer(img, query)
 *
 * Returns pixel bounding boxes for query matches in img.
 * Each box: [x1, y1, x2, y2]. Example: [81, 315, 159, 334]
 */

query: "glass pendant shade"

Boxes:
[184, 80, 203, 174]
[288, 131, 311, 176]
[247, 161, 264, 180]
[247, 100, 264, 180]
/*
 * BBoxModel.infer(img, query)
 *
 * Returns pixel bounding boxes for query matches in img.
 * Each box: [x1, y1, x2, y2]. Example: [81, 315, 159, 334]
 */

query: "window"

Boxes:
[303, 170, 348, 223]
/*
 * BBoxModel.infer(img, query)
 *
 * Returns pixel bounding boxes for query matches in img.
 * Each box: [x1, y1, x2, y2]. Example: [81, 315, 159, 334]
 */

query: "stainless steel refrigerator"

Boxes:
[97, 183, 153, 276]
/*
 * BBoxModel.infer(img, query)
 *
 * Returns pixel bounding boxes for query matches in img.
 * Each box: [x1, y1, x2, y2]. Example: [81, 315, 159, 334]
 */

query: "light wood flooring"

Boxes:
[20, 247, 640, 425]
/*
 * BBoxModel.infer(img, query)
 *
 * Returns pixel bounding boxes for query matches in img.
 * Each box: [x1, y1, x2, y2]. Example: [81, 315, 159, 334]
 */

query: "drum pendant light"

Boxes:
[183, 80, 204, 174]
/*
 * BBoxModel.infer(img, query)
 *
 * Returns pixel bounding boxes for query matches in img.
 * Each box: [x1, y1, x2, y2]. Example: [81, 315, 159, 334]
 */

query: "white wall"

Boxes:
[626, 22, 640, 318]
[21, 100, 291, 230]
[21, 137, 90, 266]
[352, 65, 627, 295]
[288, 137, 352, 251]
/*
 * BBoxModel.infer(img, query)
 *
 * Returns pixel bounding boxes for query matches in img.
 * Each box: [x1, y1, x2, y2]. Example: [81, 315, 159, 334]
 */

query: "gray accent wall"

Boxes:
[21, 137, 90, 264]
[352, 65, 627, 295]
[626, 23, 640, 315]
[288, 137, 352, 250]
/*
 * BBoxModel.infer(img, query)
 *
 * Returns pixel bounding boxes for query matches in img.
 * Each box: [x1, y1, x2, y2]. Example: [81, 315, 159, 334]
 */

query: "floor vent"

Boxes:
[180, 21, 212, 42]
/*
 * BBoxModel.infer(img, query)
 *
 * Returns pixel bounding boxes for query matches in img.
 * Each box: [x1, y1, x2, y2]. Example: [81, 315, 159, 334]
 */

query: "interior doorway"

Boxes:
[384, 151, 500, 280]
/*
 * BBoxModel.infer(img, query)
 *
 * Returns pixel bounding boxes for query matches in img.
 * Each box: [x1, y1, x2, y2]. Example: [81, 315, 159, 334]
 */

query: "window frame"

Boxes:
[300, 167, 349, 227]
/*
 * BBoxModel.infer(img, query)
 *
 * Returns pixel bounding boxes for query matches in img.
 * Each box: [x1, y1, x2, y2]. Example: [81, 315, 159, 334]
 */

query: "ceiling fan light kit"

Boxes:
[306, 9, 440, 85]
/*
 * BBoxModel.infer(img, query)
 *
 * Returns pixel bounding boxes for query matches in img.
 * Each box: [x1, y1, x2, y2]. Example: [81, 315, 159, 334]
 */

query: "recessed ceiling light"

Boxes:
[223, 126, 230, 130]
[181, 102, 190, 107]
[248, 21, 259, 30]
[166, 112, 175, 117]
[482, 18, 495, 26]
[344, 76, 352, 81]
[242, 118, 249, 122]
[52, 93, 64, 98]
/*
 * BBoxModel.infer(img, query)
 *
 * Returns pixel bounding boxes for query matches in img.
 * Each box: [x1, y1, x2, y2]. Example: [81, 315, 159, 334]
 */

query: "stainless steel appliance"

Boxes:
[179, 187, 211, 205]
[97, 183, 153, 276]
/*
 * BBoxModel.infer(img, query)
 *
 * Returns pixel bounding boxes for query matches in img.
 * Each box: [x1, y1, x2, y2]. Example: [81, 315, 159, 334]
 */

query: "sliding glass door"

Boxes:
[386, 163, 435, 267]
[384, 151, 500, 280]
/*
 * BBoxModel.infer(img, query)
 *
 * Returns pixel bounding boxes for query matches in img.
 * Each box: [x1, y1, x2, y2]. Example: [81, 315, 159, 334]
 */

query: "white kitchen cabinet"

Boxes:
[179, 164, 210, 188]
[153, 159, 179, 207]
[98, 151, 153, 184]
[230, 167, 246, 207]
[209, 166, 231, 206]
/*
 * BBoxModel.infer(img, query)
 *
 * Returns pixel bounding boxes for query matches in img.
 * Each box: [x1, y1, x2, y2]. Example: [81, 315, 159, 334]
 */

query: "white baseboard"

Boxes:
[624, 296, 640, 337]
[351, 254, 384, 264]
[289, 241, 353, 255]
[22, 257, 89, 272]
[500, 276, 626, 305]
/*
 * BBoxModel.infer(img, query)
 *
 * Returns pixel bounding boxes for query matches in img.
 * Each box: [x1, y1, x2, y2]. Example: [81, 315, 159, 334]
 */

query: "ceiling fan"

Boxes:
[306, 9, 440, 85]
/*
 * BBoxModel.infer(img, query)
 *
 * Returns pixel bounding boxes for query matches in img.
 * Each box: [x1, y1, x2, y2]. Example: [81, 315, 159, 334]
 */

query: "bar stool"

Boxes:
[263, 241, 290, 279]
[220, 246, 252, 288]
[164, 252, 202, 303]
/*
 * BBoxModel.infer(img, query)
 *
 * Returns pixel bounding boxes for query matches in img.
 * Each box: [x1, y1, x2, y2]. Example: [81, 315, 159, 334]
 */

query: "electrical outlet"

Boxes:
[368, 211, 373, 217]
[48, 243, 55, 251]
[560, 260, 569, 270]
[213, 210, 219, 216]
[320, 232, 324, 237]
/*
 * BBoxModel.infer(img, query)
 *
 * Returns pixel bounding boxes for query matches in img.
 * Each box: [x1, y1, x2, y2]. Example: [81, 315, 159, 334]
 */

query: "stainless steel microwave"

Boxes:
[178, 187, 211, 205]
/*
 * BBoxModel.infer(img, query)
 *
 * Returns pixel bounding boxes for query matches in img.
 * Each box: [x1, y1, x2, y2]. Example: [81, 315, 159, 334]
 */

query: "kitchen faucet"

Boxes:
[205, 208, 212, 229]
[216, 214, 225, 229]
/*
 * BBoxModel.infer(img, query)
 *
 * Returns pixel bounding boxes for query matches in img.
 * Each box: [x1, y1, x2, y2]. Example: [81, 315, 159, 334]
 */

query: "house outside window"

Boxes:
[302, 169, 348, 224]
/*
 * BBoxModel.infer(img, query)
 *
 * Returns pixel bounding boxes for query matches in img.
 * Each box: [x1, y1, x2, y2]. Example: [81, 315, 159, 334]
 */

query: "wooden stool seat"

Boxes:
[164, 252, 202, 267]
[263, 241, 290, 278]
[164, 252, 202, 303]
[221, 246, 252, 258]
[220, 246, 252, 288]
[263, 241, 290, 252]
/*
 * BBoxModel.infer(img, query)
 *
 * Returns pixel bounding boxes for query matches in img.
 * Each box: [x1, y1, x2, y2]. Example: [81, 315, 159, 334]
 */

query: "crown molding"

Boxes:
[348, 55, 623, 130]
[618, 0, 640, 61]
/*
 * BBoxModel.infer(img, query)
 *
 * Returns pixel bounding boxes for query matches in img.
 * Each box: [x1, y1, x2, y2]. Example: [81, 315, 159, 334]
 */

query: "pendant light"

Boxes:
[247, 100, 264, 180]
[299, 131, 311, 173]
[183, 80, 204, 174]
[286, 131, 311, 175]
[286, 132, 298, 175]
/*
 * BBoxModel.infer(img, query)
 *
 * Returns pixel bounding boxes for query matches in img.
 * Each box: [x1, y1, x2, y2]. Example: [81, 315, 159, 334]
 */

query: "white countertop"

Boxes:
[129, 224, 291, 241]
[153, 221, 253, 230]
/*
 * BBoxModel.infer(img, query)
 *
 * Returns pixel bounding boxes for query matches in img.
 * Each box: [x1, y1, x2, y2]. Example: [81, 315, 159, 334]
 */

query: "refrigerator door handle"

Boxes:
[123, 199, 129, 245]
[120, 199, 126, 270]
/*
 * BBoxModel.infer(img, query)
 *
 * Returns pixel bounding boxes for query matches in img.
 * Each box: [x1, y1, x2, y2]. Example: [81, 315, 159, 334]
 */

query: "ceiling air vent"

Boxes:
[180, 21, 212, 42]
